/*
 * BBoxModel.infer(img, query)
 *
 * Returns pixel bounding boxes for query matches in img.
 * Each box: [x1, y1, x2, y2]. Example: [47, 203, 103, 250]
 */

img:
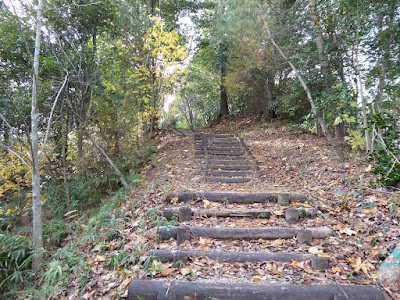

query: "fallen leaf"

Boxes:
[332, 266, 343, 273]
[180, 267, 192, 276]
[273, 210, 284, 216]
[160, 268, 175, 276]
[318, 252, 331, 258]
[340, 228, 357, 236]
[121, 278, 131, 288]
[309, 247, 323, 254]
[250, 276, 262, 282]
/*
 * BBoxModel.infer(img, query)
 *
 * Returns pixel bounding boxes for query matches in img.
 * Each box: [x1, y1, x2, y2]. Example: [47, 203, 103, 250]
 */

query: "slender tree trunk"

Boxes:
[259, 11, 344, 160]
[308, 0, 329, 84]
[355, 18, 370, 153]
[61, 105, 71, 211]
[220, 61, 229, 116]
[31, 0, 43, 273]
[77, 119, 83, 168]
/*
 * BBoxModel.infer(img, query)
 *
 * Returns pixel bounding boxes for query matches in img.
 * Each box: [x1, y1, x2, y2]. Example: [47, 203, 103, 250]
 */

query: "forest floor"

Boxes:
[54, 117, 400, 299]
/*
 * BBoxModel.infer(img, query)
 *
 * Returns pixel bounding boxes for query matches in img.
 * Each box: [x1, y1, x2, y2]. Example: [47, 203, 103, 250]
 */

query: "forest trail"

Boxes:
[127, 128, 386, 299]
[53, 118, 400, 299]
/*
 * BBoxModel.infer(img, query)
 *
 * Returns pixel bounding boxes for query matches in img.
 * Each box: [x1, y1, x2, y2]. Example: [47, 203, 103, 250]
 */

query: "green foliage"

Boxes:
[370, 113, 400, 186]
[0, 232, 33, 291]
[345, 130, 365, 151]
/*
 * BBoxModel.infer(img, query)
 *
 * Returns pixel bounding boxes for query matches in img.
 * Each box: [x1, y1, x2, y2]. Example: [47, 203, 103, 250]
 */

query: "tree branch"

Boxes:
[0, 142, 31, 170]
[38, 72, 69, 158]
[258, 2, 345, 161]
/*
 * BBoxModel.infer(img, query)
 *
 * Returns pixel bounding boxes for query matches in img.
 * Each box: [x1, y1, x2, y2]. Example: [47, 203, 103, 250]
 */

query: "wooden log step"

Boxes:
[128, 280, 384, 300]
[166, 192, 308, 203]
[157, 226, 333, 240]
[147, 249, 312, 263]
[208, 139, 239, 143]
[194, 170, 256, 177]
[195, 147, 244, 152]
[206, 142, 241, 145]
[162, 207, 318, 219]
[201, 134, 236, 138]
[195, 150, 246, 156]
[196, 159, 258, 165]
[195, 139, 239, 142]
[195, 155, 251, 160]
[204, 177, 254, 183]
[205, 165, 259, 170]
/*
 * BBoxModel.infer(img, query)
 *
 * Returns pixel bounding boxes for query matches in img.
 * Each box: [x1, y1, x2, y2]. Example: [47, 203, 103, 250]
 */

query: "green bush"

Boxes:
[370, 113, 400, 186]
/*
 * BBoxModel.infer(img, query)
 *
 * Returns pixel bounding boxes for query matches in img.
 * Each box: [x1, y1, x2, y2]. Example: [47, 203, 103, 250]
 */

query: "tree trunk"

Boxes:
[61, 105, 71, 211]
[219, 61, 229, 116]
[356, 37, 370, 152]
[264, 78, 275, 118]
[258, 5, 344, 160]
[77, 119, 83, 168]
[308, 0, 329, 84]
[376, 0, 396, 107]
[31, 0, 44, 273]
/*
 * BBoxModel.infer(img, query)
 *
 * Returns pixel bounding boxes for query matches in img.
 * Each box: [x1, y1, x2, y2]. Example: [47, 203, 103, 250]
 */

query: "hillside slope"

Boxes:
[52, 118, 398, 299]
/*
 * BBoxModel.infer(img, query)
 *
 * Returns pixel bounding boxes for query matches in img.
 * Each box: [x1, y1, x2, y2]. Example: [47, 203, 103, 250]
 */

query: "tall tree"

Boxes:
[31, 0, 44, 272]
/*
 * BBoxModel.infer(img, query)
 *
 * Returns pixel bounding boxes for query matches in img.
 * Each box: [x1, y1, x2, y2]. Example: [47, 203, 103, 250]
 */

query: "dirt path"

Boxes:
[59, 118, 400, 299]
[127, 125, 392, 299]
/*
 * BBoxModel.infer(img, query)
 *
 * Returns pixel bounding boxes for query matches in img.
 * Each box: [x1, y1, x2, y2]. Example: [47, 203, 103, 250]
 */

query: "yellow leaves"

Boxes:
[347, 257, 375, 274]
[0, 146, 32, 198]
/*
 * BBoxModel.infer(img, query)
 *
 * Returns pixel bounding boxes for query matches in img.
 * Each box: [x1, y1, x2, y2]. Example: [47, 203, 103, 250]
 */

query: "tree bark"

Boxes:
[31, 0, 43, 273]
[308, 0, 329, 85]
[258, 4, 345, 160]
[219, 58, 229, 116]
[61, 105, 71, 211]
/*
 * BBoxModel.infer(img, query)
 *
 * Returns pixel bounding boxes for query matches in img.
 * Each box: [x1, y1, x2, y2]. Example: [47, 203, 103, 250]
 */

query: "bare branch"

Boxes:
[38, 72, 69, 158]
[9, 0, 33, 60]
[64, 96, 128, 188]
[257, 2, 345, 160]
[0, 142, 31, 169]
[0, 112, 31, 151]
[1, 87, 32, 148]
